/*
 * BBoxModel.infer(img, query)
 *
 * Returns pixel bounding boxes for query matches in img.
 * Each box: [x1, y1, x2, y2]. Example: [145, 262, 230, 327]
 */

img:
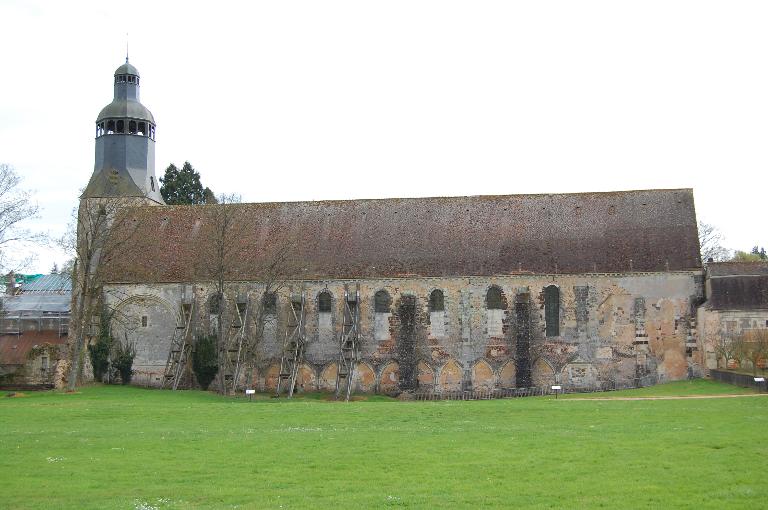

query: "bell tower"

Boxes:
[83, 58, 164, 204]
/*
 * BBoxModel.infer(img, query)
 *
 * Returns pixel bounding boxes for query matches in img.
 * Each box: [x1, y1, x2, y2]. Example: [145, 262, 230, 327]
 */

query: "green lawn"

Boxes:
[1, 380, 766, 509]
[561, 378, 758, 398]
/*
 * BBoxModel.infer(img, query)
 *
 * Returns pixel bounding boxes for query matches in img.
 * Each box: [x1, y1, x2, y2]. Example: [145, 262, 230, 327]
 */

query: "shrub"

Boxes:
[87, 337, 111, 382]
[193, 335, 218, 390]
[87, 310, 113, 382]
[111, 341, 136, 385]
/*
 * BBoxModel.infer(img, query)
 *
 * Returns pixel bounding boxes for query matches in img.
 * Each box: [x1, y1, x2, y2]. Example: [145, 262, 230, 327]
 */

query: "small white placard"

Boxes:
[245, 389, 256, 395]
[551, 385, 562, 390]
[754, 378, 765, 383]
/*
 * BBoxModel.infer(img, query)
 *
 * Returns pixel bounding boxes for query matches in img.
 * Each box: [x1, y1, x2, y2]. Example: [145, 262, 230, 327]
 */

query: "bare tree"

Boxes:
[195, 193, 300, 394]
[61, 197, 149, 391]
[698, 221, 730, 263]
[741, 329, 768, 375]
[713, 331, 738, 369]
[237, 235, 299, 394]
[0, 164, 42, 272]
[203, 193, 245, 394]
[730, 334, 748, 369]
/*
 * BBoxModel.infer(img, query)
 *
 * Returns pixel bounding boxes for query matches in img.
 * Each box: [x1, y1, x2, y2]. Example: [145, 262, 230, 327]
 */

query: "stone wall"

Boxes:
[105, 270, 702, 392]
[0, 343, 67, 388]
[698, 307, 768, 371]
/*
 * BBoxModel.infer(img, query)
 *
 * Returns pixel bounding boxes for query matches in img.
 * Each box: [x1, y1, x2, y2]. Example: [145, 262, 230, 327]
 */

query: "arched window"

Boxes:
[318, 291, 332, 313]
[106, 120, 115, 134]
[129, 120, 137, 134]
[262, 292, 277, 315]
[429, 289, 445, 312]
[138, 122, 146, 136]
[544, 285, 560, 337]
[429, 289, 446, 338]
[486, 286, 505, 310]
[116, 120, 124, 133]
[374, 290, 391, 313]
[373, 290, 391, 341]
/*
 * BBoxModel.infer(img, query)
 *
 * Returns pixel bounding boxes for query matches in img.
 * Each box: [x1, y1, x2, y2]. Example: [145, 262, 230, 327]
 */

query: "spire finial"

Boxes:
[126, 32, 129, 63]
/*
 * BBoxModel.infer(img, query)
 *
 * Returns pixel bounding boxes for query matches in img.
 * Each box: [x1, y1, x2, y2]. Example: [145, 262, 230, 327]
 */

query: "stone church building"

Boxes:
[79, 60, 705, 394]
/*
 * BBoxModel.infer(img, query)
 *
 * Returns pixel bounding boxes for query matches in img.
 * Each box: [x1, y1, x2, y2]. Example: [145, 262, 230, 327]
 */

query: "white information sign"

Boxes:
[551, 385, 562, 390]
[245, 389, 256, 395]
[754, 378, 765, 383]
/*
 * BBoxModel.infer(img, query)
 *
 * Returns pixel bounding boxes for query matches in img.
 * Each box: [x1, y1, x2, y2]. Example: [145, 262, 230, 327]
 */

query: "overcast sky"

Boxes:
[0, 1, 766, 273]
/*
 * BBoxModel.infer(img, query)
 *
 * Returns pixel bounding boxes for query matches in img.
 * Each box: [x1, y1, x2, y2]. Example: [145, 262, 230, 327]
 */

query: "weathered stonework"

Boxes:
[105, 270, 702, 392]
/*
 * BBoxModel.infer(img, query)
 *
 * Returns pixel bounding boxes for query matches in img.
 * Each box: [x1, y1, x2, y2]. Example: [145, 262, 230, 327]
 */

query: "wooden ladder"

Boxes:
[224, 299, 249, 395]
[162, 300, 195, 390]
[276, 288, 306, 398]
[335, 284, 360, 401]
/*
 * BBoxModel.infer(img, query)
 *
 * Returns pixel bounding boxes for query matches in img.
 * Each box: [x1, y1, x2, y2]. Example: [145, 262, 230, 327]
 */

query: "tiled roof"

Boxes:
[0, 331, 67, 366]
[706, 262, 768, 277]
[707, 262, 768, 310]
[103, 188, 702, 283]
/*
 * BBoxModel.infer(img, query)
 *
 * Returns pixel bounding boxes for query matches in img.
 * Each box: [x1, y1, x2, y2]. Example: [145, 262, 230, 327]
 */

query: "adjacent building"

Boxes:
[698, 262, 768, 370]
[0, 273, 70, 388]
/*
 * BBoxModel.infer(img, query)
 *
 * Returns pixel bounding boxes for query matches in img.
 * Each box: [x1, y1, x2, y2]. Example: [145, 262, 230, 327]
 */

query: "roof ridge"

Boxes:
[129, 188, 694, 211]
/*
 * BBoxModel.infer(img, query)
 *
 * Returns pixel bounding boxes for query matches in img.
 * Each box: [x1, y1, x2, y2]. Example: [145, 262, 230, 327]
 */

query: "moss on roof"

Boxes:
[103, 188, 702, 283]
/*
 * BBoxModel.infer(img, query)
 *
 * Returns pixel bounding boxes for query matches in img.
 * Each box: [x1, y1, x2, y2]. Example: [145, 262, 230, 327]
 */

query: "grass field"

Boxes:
[1, 380, 767, 509]
[560, 378, 758, 398]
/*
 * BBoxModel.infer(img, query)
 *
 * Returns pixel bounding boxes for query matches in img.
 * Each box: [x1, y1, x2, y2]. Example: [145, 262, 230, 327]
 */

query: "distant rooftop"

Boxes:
[707, 261, 768, 277]
[21, 273, 72, 293]
[1, 294, 70, 314]
[706, 262, 768, 310]
[0, 274, 71, 315]
[0, 331, 67, 366]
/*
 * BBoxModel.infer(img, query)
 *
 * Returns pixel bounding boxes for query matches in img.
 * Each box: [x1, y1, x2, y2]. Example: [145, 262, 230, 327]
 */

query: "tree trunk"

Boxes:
[67, 280, 90, 391]
[217, 299, 226, 394]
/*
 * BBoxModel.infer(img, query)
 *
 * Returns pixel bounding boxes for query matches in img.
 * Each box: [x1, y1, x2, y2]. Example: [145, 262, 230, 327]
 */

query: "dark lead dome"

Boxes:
[95, 58, 155, 125]
[97, 100, 155, 124]
[115, 61, 140, 77]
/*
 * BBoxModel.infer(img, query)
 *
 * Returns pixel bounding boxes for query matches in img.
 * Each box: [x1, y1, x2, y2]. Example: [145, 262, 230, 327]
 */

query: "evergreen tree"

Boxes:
[203, 187, 217, 204]
[87, 310, 113, 383]
[192, 335, 219, 390]
[110, 340, 136, 385]
[159, 161, 216, 205]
